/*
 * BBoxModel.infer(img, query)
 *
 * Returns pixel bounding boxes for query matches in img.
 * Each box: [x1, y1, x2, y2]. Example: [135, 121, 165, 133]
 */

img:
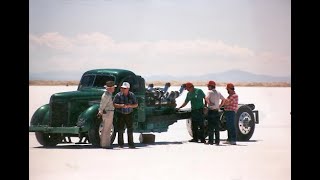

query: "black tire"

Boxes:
[139, 133, 155, 144]
[186, 118, 208, 138]
[219, 112, 227, 131]
[88, 117, 116, 147]
[35, 132, 62, 147]
[186, 118, 193, 137]
[235, 105, 255, 141]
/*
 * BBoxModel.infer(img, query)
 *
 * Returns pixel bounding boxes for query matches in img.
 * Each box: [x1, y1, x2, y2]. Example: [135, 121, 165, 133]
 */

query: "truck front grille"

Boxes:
[50, 102, 69, 127]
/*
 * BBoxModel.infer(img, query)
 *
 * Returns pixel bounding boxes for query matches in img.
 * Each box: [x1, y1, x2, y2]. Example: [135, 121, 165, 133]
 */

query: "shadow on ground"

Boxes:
[33, 141, 184, 149]
[32, 138, 261, 149]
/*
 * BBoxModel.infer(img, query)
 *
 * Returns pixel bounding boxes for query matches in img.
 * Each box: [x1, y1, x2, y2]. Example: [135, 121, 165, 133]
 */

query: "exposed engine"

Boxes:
[146, 82, 186, 106]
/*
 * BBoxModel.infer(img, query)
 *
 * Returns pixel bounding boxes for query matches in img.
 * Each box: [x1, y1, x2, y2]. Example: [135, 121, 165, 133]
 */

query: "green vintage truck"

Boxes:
[29, 69, 259, 147]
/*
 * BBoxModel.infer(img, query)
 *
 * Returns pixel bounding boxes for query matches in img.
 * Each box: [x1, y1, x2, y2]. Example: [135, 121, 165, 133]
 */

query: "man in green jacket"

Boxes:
[177, 82, 207, 143]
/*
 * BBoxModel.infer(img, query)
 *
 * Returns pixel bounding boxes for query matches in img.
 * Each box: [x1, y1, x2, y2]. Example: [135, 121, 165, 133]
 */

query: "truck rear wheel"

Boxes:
[35, 132, 62, 147]
[235, 105, 255, 141]
[186, 119, 208, 138]
[88, 118, 116, 147]
[186, 119, 193, 137]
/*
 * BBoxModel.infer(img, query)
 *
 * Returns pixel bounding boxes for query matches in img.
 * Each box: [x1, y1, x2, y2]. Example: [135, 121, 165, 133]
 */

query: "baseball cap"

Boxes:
[185, 82, 193, 89]
[207, 80, 216, 86]
[121, 82, 130, 89]
[226, 83, 235, 89]
[104, 81, 117, 88]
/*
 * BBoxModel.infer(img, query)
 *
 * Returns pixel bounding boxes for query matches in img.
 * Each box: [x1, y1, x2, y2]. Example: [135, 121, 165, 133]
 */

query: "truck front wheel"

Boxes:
[88, 118, 116, 147]
[35, 132, 62, 147]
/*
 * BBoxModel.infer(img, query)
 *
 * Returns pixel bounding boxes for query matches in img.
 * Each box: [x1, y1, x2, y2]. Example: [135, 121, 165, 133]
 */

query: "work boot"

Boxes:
[128, 132, 134, 145]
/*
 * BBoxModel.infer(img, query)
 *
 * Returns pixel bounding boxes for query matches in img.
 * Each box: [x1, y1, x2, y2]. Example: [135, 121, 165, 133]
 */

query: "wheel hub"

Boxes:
[238, 112, 252, 134]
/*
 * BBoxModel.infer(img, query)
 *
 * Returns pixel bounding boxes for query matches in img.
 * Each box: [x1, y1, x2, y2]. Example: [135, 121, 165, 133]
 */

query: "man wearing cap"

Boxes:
[97, 81, 117, 149]
[223, 83, 238, 145]
[205, 80, 226, 145]
[177, 82, 207, 143]
[113, 82, 138, 148]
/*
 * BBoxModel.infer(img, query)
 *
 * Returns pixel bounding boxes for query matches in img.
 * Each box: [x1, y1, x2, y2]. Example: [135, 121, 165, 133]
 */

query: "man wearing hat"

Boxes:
[97, 81, 117, 149]
[205, 80, 226, 145]
[223, 83, 238, 145]
[113, 82, 138, 148]
[177, 82, 207, 143]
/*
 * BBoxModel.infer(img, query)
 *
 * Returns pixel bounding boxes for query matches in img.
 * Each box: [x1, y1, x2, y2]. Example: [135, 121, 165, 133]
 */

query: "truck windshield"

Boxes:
[78, 75, 115, 90]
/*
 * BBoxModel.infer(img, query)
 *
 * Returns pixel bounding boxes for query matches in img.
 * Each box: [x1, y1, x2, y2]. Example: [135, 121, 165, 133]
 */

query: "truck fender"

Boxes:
[30, 104, 50, 125]
[78, 104, 117, 146]
[77, 104, 100, 132]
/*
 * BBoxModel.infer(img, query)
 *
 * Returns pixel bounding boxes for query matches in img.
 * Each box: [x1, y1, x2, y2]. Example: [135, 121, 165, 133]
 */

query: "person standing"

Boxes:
[113, 82, 138, 148]
[223, 83, 238, 145]
[205, 80, 226, 145]
[177, 82, 207, 143]
[97, 81, 117, 149]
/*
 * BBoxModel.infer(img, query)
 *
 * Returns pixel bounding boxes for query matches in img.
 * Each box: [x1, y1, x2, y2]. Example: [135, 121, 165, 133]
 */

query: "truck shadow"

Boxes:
[33, 139, 260, 149]
[33, 141, 184, 149]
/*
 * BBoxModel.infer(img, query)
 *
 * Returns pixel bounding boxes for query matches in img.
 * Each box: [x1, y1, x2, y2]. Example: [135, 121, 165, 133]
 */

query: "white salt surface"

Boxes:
[29, 86, 291, 180]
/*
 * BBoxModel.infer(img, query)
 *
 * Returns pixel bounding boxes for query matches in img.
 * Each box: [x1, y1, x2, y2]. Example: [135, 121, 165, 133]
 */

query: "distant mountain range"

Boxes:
[29, 70, 291, 83]
[144, 70, 291, 83]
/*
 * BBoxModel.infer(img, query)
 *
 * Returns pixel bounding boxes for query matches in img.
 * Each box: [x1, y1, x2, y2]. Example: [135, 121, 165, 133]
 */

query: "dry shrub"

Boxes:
[29, 80, 79, 86]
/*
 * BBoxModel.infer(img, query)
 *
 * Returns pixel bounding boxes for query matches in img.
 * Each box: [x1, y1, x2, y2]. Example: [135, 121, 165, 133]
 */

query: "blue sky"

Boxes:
[29, 0, 291, 80]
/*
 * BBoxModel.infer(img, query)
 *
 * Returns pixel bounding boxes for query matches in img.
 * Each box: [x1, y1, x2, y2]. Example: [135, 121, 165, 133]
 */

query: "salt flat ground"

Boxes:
[29, 86, 291, 180]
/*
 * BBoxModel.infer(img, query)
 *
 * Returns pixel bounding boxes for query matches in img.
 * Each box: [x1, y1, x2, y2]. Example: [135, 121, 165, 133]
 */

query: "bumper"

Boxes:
[29, 126, 80, 134]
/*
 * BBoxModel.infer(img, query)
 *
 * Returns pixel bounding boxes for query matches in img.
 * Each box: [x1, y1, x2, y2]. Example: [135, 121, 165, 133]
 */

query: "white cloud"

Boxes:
[29, 32, 74, 51]
[29, 32, 290, 77]
[29, 32, 254, 56]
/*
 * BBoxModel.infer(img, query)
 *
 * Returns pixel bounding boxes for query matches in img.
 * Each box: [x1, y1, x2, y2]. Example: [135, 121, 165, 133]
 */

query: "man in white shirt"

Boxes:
[97, 81, 117, 149]
[205, 80, 225, 145]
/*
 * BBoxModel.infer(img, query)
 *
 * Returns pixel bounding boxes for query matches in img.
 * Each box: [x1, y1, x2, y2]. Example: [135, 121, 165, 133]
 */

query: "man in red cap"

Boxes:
[205, 80, 226, 145]
[177, 82, 207, 143]
[223, 83, 238, 145]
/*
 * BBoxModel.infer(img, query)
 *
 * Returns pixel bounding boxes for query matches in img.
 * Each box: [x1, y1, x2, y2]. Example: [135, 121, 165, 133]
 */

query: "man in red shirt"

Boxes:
[223, 83, 238, 145]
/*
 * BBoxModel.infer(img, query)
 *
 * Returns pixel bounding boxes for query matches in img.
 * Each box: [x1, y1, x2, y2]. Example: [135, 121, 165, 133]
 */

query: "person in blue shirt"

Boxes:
[113, 82, 138, 148]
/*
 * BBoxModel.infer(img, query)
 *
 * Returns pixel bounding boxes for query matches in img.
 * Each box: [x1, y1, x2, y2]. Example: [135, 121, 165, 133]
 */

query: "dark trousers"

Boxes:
[207, 110, 220, 144]
[191, 109, 205, 141]
[225, 111, 237, 142]
[117, 112, 134, 146]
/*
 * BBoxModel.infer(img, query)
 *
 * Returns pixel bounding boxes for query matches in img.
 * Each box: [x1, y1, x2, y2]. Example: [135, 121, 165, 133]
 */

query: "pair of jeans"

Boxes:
[191, 108, 205, 141]
[207, 110, 220, 144]
[116, 112, 134, 146]
[225, 111, 237, 142]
